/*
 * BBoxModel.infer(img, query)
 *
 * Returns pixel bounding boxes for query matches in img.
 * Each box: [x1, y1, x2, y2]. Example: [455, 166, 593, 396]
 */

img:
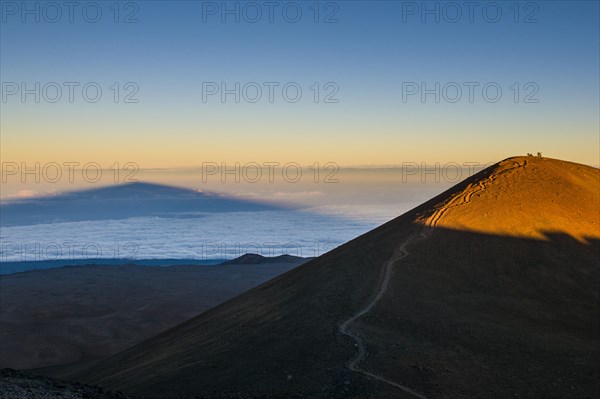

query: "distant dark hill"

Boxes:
[221, 253, 310, 265]
[0, 182, 288, 227]
[68, 157, 600, 399]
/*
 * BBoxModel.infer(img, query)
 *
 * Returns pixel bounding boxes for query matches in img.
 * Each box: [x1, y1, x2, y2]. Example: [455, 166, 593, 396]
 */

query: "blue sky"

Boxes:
[1, 0, 599, 167]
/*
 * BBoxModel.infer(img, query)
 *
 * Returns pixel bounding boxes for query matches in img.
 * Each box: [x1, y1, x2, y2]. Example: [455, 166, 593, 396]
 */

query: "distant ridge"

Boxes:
[0, 258, 226, 275]
[221, 253, 311, 265]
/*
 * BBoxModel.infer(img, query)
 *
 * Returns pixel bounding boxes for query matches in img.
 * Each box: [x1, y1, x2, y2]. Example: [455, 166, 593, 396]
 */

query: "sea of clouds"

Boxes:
[0, 205, 408, 266]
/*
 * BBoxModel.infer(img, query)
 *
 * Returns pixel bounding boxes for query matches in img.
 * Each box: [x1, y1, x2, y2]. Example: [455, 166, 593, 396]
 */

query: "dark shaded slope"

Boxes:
[354, 227, 599, 398]
[1, 259, 307, 373]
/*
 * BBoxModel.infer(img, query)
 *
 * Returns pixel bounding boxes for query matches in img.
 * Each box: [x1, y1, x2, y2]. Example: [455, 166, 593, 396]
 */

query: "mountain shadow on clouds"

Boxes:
[0, 182, 290, 227]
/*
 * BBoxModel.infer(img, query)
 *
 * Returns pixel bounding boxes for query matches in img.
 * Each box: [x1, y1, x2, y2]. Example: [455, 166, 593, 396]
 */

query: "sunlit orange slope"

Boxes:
[416, 156, 599, 241]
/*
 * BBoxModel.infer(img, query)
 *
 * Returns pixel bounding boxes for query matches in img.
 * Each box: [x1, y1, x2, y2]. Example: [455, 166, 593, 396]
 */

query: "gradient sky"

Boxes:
[1, 0, 599, 168]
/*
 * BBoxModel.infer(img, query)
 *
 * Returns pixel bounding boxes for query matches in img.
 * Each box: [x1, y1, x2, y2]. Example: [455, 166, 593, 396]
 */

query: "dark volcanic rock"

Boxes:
[0, 369, 132, 399]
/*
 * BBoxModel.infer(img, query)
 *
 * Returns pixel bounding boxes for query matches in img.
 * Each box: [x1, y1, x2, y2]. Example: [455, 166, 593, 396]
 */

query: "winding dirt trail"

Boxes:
[338, 160, 527, 397]
[339, 235, 428, 398]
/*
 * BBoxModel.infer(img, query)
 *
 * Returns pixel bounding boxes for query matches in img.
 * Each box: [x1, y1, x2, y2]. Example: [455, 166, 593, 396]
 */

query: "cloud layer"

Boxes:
[0, 206, 404, 264]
